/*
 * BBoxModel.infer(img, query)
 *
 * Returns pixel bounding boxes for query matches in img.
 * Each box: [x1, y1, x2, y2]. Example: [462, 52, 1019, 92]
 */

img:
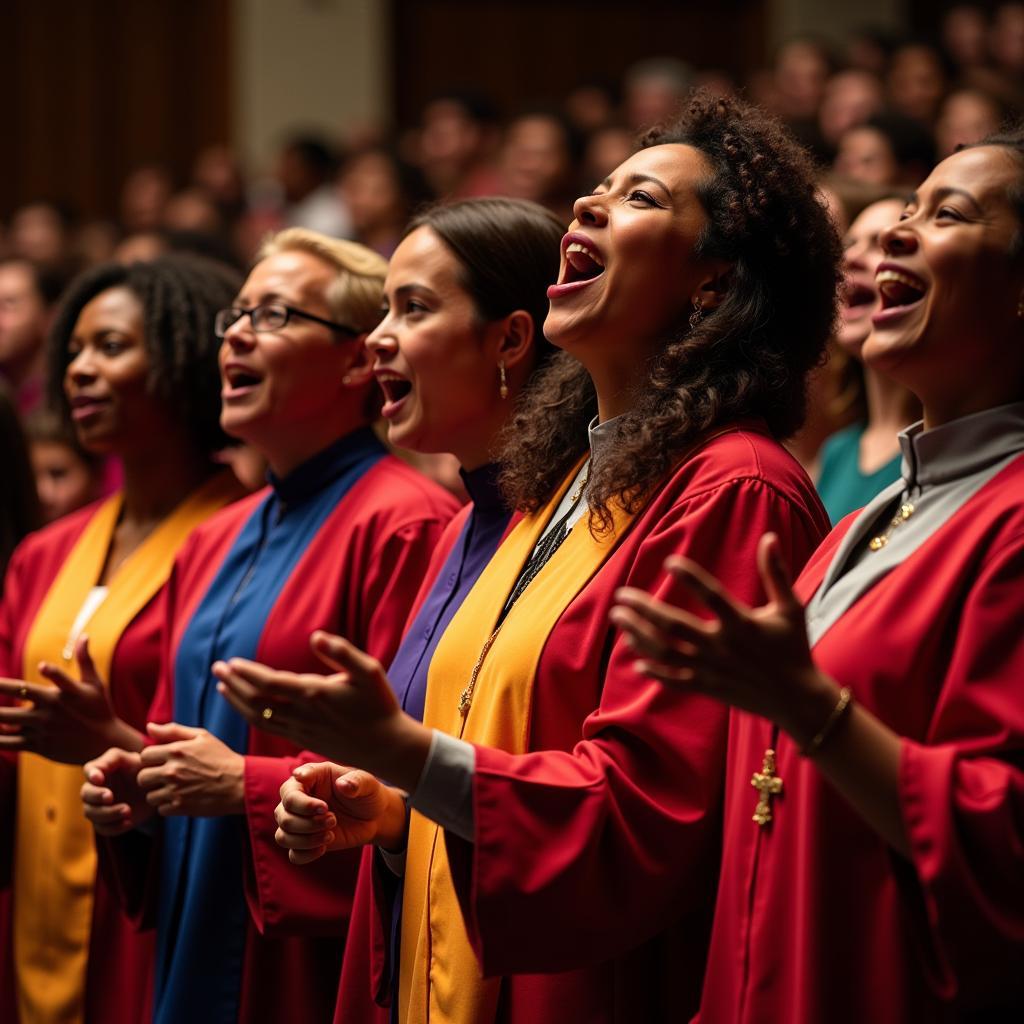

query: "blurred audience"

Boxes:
[0, 259, 55, 417]
[0, 380, 41, 578]
[24, 409, 105, 523]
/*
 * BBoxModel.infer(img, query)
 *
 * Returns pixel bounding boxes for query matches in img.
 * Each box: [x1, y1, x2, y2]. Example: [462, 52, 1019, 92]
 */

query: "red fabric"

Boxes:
[100, 455, 459, 1024]
[0, 503, 166, 1024]
[699, 453, 1024, 1024]
[340, 424, 829, 1024]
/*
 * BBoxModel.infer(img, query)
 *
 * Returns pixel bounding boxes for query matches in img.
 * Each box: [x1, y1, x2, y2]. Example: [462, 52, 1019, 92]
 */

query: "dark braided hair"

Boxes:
[497, 91, 843, 530]
[47, 254, 242, 455]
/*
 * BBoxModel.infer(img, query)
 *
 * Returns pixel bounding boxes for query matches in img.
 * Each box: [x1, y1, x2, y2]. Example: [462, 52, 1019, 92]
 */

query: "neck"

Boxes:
[119, 443, 215, 527]
[863, 367, 920, 433]
[262, 414, 370, 478]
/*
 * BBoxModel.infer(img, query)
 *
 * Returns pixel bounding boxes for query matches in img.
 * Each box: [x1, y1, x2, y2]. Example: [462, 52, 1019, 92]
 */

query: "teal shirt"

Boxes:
[817, 423, 902, 525]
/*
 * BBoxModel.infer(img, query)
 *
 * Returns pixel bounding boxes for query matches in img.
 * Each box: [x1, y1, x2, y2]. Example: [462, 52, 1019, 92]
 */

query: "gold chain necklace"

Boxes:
[457, 462, 590, 717]
[868, 501, 915, 551]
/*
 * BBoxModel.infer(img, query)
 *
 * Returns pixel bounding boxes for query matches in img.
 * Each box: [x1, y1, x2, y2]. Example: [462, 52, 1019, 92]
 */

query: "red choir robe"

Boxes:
[0, 475, 242, 1024]
[698, 452, 1024, 1023]
[348, 423, 829, 1024]
[100, 453, 459, 1024]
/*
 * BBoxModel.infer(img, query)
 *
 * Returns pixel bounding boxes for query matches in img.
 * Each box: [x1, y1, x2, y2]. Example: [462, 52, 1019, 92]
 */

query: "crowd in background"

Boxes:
[3, 2, 1024, 565]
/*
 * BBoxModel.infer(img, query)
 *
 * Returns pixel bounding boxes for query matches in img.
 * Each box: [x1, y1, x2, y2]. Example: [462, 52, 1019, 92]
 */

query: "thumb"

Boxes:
[147, 721, 200, 742]
[74, 635, 103, 689]
[334, 768, 379, 800]
[757, 533, 800, 615]
[309, 630, 351, 674]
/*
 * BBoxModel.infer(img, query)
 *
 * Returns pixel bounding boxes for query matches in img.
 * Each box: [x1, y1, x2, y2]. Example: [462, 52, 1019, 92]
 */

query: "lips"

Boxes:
[375, 370, 412, 418]
[68, 394, 110, 422]
[548, 232, 607, 301]
[222, 362, 263, 399]
[871, 263, 928, 327]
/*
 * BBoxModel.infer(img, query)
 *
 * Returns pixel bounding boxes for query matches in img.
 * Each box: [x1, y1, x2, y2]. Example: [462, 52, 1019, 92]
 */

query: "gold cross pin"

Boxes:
[751, 748, 783, 826]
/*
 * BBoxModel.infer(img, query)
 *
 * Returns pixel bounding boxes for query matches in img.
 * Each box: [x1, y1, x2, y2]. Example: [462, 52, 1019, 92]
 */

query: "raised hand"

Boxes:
[274, 761, 407, 864]
[0, 636, 143, 764]
[81, 746, 152, 836]
[212, 630, 432, 791]
[136, 721, 246, 817]
[610, 533, 837, 743]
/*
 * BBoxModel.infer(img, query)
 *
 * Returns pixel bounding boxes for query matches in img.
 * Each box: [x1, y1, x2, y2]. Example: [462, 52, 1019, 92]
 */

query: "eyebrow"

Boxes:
[392, 283, 439, 300]
[907, 186, 984, 215]
[599, 171, 673, 196]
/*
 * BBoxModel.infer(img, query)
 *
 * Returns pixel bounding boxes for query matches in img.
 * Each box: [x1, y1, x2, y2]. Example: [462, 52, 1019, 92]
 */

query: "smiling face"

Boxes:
[219, 250, 364, 463]
[837, 197, 905, 357]
[863, 145, 1024, 415]
[367, 226, 507, 467]
[63, 286, 165, 455]
[544, 144, 717, 368]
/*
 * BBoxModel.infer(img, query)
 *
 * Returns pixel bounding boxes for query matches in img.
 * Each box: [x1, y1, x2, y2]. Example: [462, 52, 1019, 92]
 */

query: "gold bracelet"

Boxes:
[801, 687, 853, 757]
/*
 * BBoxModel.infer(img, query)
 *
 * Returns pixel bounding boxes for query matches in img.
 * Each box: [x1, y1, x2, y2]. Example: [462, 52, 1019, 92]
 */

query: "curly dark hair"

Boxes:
[497, 91, 843, 530]
[47, 254, 242, 455]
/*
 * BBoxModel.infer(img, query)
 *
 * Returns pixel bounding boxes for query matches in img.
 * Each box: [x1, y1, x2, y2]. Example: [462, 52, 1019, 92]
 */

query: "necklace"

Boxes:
[868, 501, 915, 551]
[458, 461, 590, 717]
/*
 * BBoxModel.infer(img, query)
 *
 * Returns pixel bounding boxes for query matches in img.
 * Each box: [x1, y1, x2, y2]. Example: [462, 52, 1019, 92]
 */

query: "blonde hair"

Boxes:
[257, 228, 387, 334]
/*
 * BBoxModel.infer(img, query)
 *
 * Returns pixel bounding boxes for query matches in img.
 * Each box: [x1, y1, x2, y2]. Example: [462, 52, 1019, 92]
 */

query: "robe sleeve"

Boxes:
[897, 529, 1024, 1008]
[242, 513, 450, 936]
[447, 478, 825, 976]
[0, 543, 27, 889]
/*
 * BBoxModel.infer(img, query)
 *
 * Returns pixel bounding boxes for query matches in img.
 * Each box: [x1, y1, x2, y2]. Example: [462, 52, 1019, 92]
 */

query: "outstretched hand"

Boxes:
[213, 630, 432, 790]
[611, 533, 836, 744]
[274, 761, 408, 864]
[0, 637, 142, 764]
[81, 746, 152, 836]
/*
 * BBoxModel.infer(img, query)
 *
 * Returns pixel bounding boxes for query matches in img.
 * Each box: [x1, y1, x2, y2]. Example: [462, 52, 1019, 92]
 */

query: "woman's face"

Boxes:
[63, 286, 162, 455]
[544, 144, 714, 357]
[31, 441, 98, 522]
[863, 146, 1024, 400]
[219, 250, 361, 450]
[834, 127, 899, 185]
[367, 226, 508, 466]
[837, 198, 906, 357]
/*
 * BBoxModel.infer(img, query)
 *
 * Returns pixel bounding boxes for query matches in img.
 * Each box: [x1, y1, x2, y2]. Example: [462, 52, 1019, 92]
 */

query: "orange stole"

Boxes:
[13, 473, 239, 1024]
[399, 465, 636, 1024]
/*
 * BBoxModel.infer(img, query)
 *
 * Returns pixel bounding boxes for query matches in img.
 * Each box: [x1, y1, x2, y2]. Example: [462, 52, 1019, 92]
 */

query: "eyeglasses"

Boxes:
[214, 303, 361, 339]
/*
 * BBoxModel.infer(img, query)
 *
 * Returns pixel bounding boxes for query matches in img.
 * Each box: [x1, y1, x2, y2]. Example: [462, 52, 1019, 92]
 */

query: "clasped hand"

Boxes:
[273, 761, 407, 865]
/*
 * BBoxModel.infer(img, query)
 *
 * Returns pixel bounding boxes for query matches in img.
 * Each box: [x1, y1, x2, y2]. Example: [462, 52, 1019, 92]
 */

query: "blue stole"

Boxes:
[153, 430, 385, 1024]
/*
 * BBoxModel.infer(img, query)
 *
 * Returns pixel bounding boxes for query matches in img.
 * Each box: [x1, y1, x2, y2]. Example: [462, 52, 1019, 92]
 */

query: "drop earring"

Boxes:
[499, 361, 509, 400]
[689, 298, 704, 330]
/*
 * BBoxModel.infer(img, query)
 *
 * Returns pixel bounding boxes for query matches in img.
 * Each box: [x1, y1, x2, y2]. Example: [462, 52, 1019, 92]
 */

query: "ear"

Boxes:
[488, 310, 536, 371]
[340, 335, 376, 388]
[692, 261, 734, 314]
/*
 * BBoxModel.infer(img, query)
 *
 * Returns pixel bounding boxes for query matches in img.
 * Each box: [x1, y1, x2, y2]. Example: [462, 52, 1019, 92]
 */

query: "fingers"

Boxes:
[612, 587, 710, 643]
[334, 769, 380, 800]
[212, 659, 299, 702]
[279, 776, 329, 817]
[287, 843, 329, 866]
[81, 779, 116, 807]
[310, 632, 385, 686]
[215, 680, 294, 740]
[609, 605, 699, 665]
[0, 678, 53, 704]
[663, 556, 749, 623]
[757, 533, 800, 614]
[74, 635, 102, 686]
[146, 721, 200, 744]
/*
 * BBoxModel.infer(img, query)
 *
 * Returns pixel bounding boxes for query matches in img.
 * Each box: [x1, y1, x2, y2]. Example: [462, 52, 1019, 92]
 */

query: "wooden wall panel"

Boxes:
[391, 0, 769, 127]
[0, 0, 231, 222]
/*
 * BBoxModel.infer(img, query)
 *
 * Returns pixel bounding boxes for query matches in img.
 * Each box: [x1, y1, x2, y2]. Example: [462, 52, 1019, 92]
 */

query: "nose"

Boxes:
[221, 312, 256, 351]
[879, 219, 918, 257]
[572, 191, 608, 227]
[365, 314, 397, 362]
[66, 347, 96, 385]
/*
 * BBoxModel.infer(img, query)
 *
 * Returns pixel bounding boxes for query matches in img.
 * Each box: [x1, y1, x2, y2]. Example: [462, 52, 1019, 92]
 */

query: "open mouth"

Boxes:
[224, 366, 263, 390]
[843, 280, 876, 311]
[876, 269, 926, 310]
[563, 242, 606, 284]
[376, 372, 412, 416]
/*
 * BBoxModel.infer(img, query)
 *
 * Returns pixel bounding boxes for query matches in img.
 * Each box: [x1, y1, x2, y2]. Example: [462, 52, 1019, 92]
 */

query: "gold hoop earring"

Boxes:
[689, 298, 704, 330]
[499, 361, 509, 400]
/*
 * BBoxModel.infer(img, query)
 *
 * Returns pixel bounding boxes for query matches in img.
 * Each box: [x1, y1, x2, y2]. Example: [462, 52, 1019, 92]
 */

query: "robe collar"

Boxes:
[899, 401, 1024, 489]
[266, 427, 383, 507]
[459, 462, 505, 514]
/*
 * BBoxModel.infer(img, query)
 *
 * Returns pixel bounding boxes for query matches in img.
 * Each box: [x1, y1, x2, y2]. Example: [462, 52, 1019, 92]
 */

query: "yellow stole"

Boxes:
[399, 464, 636, 1024]
[13, 472, 239, 1024]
